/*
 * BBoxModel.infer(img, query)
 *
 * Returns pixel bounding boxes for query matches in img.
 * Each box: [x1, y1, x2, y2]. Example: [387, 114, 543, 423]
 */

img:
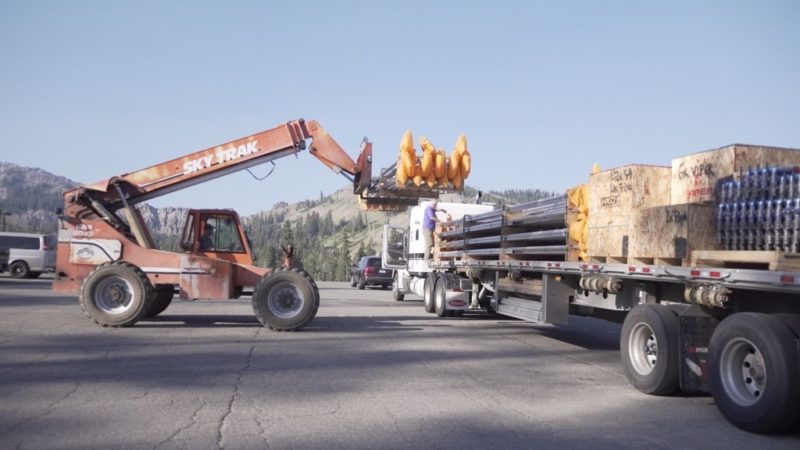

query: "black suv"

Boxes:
[350, 256, 393, 290]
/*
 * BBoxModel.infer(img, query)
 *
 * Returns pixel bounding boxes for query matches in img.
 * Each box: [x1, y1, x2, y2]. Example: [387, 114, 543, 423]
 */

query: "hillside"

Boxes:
[0, 163, 189, 237]
[0, 161, 555, 280]
[0, 162, 79, 232]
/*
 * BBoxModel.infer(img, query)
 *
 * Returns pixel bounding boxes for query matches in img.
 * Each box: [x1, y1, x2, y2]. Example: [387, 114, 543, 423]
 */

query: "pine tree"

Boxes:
[336, 231, 353, 281]
[366, 237, 377, 255]
[322, 210, 334, 236]
[282, 220, 294, 246]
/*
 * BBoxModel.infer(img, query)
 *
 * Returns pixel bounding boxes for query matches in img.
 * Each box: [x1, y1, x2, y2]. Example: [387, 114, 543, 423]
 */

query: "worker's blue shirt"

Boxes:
[423, 206, 436, 231]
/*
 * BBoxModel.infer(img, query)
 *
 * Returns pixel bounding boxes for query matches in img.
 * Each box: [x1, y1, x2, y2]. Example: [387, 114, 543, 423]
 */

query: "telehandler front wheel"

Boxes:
[79, 262, 152, 327]
[252, 268, 319, 331]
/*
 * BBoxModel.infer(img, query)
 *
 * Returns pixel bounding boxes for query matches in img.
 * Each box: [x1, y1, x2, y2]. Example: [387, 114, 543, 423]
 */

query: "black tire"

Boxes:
[423, 274, 435, 313]
[357, 278, 366, 290]
[142, 285, 174, 318]
[29, 272, 42, 279]
[252, 268, 319, 331]
[708, 313, 800, 433]
[434, 275, 448, 318]
[350, 276, 357, 288]
[232, 286, 245, 299]
[620, 304, 680, 395]
[392, 273, 404, 301]
[9, 261, 30, 279]
[392, 273, 405, 301]
[79, 262, 152, 327]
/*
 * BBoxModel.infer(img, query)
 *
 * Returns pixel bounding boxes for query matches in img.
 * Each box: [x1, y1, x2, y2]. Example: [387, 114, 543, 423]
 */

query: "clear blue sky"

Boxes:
[1, 1, 798, 214]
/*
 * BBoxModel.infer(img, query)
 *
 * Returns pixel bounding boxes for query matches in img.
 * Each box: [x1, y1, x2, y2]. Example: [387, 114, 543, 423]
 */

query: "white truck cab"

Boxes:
[383, 200, 494, 313]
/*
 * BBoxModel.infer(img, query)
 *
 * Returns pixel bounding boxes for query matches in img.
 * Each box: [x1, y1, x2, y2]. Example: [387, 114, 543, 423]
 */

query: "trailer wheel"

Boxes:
[708, 313, 800, 433]
[423, 275, 435, 313]
[9, 261, 30, 279]
[620, 304, 680, 395]
[434, 275, 449, 318]
[142, 285, 174, 318]
[79, 262, 152, 327]
[252, 268, 319, 331]
[392, 274, 404, 302]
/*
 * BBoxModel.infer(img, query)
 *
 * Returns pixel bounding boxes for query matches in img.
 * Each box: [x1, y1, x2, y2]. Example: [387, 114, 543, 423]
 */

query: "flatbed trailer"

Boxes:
[383, 197, 800, 434]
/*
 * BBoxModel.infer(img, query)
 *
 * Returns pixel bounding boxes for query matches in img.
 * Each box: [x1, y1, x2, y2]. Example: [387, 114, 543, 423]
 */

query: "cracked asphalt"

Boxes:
[1, 275, 798, 449]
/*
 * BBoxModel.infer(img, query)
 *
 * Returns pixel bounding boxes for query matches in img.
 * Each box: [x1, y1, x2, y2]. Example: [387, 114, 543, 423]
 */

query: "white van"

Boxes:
[0, 232, 57, 278]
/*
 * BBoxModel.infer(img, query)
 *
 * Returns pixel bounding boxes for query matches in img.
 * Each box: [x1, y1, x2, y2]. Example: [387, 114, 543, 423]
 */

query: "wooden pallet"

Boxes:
[690, 250, 800, 271]
[589, 255, 628, 265]
[589, 255, 685, 267]
[626, 256, 685, 267]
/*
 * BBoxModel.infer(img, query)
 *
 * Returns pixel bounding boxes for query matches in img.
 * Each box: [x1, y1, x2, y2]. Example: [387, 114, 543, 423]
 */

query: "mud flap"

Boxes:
[678, 304, 720, 393]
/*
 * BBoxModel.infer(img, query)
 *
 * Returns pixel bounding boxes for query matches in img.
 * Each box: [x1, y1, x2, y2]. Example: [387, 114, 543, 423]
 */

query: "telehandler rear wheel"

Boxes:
[142, 285, 174, 318]
[79, 262, 152, 327]
[252, 268, 319, 331]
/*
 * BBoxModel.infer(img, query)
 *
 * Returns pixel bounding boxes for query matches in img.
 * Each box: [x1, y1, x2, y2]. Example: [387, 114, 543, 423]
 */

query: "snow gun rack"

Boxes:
[354, 130, 472, 211]
[357, 161, 443, 211]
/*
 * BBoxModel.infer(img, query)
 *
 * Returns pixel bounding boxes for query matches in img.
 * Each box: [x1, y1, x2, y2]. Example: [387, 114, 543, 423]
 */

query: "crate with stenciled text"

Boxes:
[587, 165, 671, 259]
[631, 204, 720, 264]
[671, 144, 800, 204]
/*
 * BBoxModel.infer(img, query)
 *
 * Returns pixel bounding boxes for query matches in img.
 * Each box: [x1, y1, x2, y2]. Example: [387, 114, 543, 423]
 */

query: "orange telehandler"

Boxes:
[53, 119, 423, 330]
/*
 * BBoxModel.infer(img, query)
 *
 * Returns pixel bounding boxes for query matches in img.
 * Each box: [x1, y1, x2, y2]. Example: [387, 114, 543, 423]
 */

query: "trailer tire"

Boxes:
[708, 313, 800, 433]
[620, 304, 680, 395]
[421, 275, 434, 313]
[9, 261, 30, 279]
[142, 285, 174, 318]
[434, 275, 448, 318]
[79, 262, 152, 327]
[252, 268, 319, 331]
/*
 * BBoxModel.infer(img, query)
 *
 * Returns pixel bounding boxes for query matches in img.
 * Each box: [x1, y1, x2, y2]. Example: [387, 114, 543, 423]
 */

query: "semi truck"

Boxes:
[384, 188, 800, 434]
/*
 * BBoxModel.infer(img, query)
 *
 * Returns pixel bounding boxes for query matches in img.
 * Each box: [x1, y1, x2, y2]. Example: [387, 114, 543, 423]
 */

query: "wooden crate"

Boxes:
[632, 204, 720, 260]
[671, 144, 800, 204]
[587, 165, 671, 258]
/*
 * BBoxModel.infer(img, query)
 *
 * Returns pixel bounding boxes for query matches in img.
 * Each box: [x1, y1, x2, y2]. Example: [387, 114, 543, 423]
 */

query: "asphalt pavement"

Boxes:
[0, 275, 798, 449]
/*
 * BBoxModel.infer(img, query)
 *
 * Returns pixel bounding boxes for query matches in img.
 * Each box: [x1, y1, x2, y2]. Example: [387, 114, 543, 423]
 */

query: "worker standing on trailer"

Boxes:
[423, 199, 446, 260]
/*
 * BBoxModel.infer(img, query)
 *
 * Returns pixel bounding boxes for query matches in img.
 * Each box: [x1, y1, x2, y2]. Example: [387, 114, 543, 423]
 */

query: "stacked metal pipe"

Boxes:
[438, 195, 568, 259]
[716, 166, 800, 252]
